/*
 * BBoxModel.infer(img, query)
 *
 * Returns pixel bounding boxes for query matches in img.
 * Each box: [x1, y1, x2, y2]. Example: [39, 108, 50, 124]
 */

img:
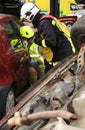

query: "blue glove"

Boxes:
[30, 60, 37, 67]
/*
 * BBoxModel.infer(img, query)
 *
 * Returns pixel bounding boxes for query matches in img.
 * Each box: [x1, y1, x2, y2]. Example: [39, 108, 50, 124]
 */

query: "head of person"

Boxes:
[20, 2, 40, 23]
[20, 25, 34, 46]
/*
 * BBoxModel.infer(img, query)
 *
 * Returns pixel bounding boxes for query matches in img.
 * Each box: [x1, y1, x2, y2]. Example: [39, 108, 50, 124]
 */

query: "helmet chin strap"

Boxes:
[21, 14, 31, 23]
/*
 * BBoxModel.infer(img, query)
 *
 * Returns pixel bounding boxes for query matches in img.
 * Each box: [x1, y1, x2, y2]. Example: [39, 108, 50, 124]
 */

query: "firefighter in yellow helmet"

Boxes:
[20, 25, 45, 79]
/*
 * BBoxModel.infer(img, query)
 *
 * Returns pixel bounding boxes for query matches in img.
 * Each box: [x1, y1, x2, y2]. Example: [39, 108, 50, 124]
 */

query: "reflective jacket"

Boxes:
[34, 14, 76, 63]
[29, 42, 45, 69]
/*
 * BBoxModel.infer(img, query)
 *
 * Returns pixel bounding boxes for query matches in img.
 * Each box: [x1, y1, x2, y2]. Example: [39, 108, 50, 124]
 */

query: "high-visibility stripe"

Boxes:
[42, 39, 47, 47]
[52, 18, 76, 53]
[49, 61, 59, 66]
[15, 48, 24, 52]
[29, 42, 41, 58]
[30, 54, 41, 57]
[38, 64, 45, 69]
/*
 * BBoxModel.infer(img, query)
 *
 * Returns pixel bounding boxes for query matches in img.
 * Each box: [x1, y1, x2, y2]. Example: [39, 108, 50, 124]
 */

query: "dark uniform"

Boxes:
[33, 14, 76, 72]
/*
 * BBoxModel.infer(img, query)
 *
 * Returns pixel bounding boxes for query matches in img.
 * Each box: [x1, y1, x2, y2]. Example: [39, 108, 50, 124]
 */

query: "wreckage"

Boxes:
[1, 15, 85, 130]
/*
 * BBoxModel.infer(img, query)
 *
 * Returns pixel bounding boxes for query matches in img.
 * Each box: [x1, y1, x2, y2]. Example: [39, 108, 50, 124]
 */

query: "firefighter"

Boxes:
[20, 25, 45, 79]
[20, 2, 76, 73]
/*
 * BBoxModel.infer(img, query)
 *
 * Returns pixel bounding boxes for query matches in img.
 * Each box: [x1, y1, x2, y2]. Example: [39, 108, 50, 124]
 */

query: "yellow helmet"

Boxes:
[20, 26, 34, 39]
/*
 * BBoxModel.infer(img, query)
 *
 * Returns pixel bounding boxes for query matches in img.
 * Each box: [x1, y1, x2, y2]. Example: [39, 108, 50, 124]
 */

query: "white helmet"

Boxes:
[20, 2, 40, 22]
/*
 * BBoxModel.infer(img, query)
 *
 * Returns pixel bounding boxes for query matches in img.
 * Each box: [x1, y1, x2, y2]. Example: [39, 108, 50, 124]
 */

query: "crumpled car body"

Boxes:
[1, 54, 85, 130]
[1, 14, 85, 130]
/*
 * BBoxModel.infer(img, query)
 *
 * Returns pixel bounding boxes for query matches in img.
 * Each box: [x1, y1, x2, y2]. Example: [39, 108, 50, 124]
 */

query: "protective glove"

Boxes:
[30, 60, 37, 67]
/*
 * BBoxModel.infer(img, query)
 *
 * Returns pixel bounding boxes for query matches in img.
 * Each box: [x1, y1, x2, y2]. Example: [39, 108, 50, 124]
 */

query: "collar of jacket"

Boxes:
[32, 12, 44, 28]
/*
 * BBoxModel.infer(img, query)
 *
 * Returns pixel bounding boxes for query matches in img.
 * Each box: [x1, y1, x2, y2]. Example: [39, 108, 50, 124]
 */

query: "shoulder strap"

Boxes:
[40, 14, 54, 21]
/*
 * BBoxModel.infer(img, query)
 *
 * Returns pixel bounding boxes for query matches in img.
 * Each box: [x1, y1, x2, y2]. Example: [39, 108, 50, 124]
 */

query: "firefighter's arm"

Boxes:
[39, 20, 57, 48]
[34, 20, 57, 48]
[34, 32, 53, 62]
[34, 32, 47, 48]
[34, 32, 42, 46]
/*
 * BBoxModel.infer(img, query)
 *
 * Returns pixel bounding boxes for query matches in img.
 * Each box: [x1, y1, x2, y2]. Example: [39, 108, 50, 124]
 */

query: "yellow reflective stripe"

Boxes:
[53, 62, 59, 66]
[30, 54, 41, 57]
[68, 38, 76, 53]
[15, 48, 24, 52]
[52, 19, 76, 53]
[39, 56, 44, 63]
[38, 64, 45, 69]
[49, 61, 59, 66]
[42, 39, 47, 47]
[52, 20, 56, 26]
